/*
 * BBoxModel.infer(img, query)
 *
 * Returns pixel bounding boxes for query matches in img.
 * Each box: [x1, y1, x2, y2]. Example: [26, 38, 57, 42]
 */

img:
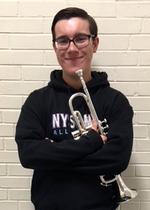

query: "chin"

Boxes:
[64, 67, 82, 75]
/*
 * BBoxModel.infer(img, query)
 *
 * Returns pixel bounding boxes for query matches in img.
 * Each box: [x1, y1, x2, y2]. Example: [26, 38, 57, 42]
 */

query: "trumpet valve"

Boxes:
[99, 119, 109, 135]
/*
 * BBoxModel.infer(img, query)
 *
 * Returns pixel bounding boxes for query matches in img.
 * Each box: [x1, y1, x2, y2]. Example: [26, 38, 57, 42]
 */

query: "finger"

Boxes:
[91, 120, 98, 131]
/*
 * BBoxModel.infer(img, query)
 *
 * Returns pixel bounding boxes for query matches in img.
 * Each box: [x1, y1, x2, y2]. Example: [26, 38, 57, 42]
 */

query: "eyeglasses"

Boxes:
[53, 34, 96, 50]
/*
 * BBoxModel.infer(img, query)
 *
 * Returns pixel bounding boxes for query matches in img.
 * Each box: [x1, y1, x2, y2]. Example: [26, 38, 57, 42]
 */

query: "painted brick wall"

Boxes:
[0, 0, 150, 210]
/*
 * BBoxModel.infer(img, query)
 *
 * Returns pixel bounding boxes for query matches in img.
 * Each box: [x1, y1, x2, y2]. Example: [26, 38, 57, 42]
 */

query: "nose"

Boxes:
[67, 40, 78, 51]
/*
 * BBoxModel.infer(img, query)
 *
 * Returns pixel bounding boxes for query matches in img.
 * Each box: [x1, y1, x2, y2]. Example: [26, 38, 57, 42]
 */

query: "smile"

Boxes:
[65, 56, 83, 60]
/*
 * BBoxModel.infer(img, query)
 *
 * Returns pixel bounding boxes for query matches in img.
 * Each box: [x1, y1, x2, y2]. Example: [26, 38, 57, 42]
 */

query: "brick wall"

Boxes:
[0, 0, 150, 210]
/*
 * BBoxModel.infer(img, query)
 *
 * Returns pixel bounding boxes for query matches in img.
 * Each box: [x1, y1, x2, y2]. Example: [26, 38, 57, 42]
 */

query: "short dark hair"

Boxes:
[51, 7, 98, 40]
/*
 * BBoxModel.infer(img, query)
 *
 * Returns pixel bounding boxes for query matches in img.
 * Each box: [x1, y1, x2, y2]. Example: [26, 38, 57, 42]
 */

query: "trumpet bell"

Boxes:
[116, 175, 138, 203]
[119, 188, 137, 203]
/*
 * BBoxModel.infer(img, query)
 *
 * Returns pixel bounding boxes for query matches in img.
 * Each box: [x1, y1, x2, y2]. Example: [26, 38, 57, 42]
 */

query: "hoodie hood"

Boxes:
[48, 70, 110, 92]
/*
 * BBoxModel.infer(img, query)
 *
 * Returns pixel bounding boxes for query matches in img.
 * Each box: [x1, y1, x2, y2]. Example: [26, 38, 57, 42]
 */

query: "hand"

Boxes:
[91, 120, 108, 144]
[100, 135, 107, 144]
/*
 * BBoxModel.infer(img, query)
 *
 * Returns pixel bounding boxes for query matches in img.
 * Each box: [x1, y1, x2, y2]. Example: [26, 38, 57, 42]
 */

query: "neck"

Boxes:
[63, 70, 92, 90]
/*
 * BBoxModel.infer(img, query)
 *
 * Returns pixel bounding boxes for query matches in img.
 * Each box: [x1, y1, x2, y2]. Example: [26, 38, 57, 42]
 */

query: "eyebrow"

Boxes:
[55, 33, 90, 39]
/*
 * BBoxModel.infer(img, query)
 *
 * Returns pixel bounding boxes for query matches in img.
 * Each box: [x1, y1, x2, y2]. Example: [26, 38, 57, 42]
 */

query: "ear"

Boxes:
[92, 37, 99, 53]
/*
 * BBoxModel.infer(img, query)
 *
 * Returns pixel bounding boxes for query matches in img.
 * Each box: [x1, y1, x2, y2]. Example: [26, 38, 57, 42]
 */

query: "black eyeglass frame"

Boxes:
[53, 34, 96, 49]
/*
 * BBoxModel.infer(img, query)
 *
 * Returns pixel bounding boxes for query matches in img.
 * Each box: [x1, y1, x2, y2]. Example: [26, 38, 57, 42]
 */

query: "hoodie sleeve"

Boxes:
[70, 92, 134, 176]
[15, 91, 103, 170]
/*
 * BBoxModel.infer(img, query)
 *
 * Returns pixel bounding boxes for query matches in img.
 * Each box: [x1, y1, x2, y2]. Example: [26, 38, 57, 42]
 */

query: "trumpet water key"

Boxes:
[69, 69, 137, 203]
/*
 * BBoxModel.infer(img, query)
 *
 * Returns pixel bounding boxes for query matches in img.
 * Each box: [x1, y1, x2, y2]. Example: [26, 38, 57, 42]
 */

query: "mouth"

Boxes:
[65, 56, 83, 61]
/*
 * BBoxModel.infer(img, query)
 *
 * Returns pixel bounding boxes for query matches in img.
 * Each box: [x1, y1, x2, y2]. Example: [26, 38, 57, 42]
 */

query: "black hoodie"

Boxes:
[15, 70, 133, 210]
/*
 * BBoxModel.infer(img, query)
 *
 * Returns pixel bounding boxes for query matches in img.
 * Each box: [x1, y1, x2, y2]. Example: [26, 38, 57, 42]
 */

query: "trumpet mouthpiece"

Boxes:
[75, 69, 83, 77]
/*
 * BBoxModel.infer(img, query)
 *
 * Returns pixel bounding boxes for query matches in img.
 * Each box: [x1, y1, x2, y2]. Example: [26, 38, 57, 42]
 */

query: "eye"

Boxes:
[56, 37, 69, 45]
[75, 35, 88, 43]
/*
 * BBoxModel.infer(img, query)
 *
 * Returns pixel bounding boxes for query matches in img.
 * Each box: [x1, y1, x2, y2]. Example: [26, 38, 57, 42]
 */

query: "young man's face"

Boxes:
[53, 17, 99, 78]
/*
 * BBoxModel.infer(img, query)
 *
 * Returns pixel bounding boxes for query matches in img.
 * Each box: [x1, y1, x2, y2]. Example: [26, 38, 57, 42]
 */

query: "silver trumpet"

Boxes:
[69, 69, 137, 203]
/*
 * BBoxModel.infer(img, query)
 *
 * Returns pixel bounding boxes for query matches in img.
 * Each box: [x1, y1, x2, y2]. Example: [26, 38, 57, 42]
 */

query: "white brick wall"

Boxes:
[0, 1, 150, 210]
